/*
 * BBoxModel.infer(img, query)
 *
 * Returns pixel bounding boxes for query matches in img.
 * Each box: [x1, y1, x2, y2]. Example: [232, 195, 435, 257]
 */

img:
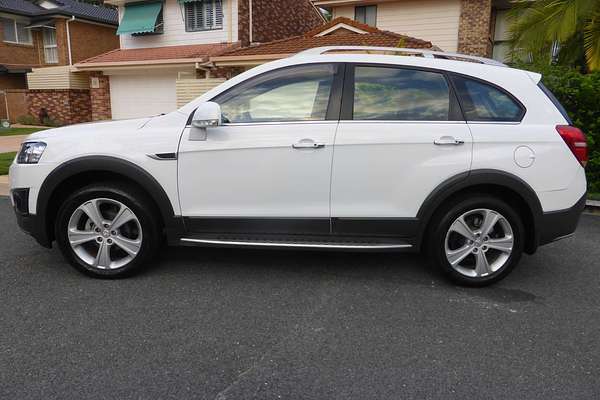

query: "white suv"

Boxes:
[9, 47, 588, 286]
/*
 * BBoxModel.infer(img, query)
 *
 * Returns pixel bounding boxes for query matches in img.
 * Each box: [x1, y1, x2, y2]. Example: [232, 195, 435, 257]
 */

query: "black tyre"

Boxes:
[55, 182, 161, 278]
[427, 194, 525, 286]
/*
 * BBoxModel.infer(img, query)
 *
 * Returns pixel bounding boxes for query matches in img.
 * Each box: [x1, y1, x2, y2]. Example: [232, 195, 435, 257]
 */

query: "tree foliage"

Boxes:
[509, 0, 600, 71]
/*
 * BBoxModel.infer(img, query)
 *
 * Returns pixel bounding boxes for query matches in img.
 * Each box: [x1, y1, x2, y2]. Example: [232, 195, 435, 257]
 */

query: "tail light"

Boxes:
[556, 125, 588, 167]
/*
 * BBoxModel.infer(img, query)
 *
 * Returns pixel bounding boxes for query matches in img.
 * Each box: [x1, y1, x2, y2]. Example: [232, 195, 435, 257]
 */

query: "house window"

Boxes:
[492, 9, 510, 62]
[185, 0, 223, 32]
[0, 17, 32, 45]
[355, 5, 377, 27]
[43, 28, 58, 64]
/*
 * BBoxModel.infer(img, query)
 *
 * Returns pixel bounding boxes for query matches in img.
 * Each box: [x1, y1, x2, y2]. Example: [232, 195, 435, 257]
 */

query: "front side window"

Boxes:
[1, 18, 32, 44]
[213, 64, 337, 123]
[42, 28, 58, 64]
[185, 0, 223, 31]
[451, 75, 524, 122]
[353, 66, 451, 121]
[355, 5, 377, 27]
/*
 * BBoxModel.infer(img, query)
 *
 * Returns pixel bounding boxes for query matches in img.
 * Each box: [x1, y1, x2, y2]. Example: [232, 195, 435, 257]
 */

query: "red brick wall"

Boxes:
[0, 75, 25, 120]
[238, 0, 323, 46]
[53, 19, 70, 66]
[27, 89, 92, 125]
[0, 26, 42, 67]
[90, 72, 112, 121]
[0, 18, 118, 69]
[3, 89, 27, 122]
[457, 0, 493, 57]
[69, 21, 119, 64]
[0, 74, 27, 90]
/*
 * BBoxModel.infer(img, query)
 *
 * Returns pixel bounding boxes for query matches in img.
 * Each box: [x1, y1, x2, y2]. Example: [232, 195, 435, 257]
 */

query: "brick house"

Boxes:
[0, 0, 119, 122]
[313, 0, 513, 61]
[74, 0, 324, 120]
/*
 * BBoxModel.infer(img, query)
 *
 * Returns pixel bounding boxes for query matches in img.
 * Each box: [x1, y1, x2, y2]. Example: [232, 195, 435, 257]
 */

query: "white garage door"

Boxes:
[109, 72, 178, 120]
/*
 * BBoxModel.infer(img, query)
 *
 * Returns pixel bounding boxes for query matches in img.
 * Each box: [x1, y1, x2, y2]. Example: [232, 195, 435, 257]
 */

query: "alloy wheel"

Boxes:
[67, 198, 143, 270]
[444, 208, 514, 278]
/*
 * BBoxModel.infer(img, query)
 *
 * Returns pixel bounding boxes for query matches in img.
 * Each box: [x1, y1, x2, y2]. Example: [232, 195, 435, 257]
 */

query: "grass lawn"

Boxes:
[0, 152, 16, 175]
[0, 127, 47, 137]
[589, 193, 600, 201]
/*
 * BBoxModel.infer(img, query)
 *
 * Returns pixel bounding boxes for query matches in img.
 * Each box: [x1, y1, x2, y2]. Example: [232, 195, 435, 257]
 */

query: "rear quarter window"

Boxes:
[451, 75, 525, 122]
[538, 82, 572, 124]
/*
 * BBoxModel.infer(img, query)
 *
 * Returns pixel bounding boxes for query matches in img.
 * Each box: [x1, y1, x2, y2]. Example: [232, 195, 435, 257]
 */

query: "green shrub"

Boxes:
[16, 115, 38, 125]
[513, 62, 600, 193]
[41, 117, 63, 128]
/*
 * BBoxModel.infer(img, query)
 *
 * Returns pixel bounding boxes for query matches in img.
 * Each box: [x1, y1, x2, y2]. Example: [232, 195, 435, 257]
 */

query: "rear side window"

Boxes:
[352, 66, 453, 121]
[538, 82, 572, 124]
[451, 75, 525, 122]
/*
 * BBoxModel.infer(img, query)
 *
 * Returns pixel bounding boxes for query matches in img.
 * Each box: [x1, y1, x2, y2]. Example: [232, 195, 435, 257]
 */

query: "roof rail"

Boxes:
[294, 46, 507, 67]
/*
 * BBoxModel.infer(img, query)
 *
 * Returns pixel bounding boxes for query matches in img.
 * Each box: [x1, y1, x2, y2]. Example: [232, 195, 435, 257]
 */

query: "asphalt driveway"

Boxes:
[1, 197, 599, 400]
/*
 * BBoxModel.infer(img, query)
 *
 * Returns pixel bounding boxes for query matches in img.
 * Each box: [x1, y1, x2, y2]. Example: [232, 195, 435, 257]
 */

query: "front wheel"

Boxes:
[55, 183, 160, 278]
[427, 195, 525, 286]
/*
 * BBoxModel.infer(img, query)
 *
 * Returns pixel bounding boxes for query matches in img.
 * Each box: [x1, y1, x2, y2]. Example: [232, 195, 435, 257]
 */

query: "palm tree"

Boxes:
[509, 0, 600, 70]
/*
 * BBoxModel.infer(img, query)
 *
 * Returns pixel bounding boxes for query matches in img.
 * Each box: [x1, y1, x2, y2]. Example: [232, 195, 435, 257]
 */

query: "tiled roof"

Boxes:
[215, 17, 433, 58]
[77, 43, 235, 65]
[304, 16, 381, 36]
[0, 0, 117, 25]
[0, 0, 42, 14]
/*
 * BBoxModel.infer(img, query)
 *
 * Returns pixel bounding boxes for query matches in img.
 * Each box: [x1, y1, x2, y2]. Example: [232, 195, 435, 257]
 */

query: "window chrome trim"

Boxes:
[185, 120, 339, 128]
[465, 121, 522, 125]
[339, 120, 468, 125]
[220, 120, 340, 127]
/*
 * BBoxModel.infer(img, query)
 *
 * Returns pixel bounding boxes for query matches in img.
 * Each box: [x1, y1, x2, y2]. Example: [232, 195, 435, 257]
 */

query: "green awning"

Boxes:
[116, 2, 163, 35]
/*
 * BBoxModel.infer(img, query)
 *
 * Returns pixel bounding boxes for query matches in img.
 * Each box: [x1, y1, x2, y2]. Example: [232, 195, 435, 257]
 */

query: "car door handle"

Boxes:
[292, 140, 325, 149]
[434, 136, 465, 146]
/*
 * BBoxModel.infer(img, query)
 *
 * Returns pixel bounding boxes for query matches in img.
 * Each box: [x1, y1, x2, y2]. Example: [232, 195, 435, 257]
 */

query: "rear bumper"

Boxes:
[539, 193, 586, 246]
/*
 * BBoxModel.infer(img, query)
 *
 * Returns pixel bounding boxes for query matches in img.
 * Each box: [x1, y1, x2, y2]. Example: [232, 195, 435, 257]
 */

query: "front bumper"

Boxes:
[539, 193, 587, 246]
[11, 189, 52, 248]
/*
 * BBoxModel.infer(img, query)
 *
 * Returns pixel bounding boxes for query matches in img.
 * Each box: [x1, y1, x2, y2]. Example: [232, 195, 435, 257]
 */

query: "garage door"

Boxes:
[109, 72, 177, 120]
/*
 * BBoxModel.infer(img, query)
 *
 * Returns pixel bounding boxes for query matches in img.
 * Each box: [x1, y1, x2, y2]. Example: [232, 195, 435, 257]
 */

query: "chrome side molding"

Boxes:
[180, 237, 412, 250]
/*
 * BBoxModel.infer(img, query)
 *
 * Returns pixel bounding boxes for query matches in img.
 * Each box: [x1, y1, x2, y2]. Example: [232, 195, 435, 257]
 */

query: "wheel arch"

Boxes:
[36, 156, 179, 247]
[416, 169, 543, 254]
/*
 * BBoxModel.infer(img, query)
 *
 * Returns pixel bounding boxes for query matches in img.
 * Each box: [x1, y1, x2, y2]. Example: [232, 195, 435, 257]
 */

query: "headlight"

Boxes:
[17, 142, 47, 164]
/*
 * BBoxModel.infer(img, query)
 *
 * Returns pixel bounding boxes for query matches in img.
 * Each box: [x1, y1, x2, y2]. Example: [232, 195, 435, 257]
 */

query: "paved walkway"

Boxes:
[0, 135, 28, 153]
[11, 124, 48, 129]
[1, 136, 27, 196]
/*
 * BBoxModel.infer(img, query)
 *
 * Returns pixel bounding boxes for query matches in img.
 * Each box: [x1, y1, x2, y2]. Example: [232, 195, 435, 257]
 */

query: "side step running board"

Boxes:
[180, 236, 412, 250]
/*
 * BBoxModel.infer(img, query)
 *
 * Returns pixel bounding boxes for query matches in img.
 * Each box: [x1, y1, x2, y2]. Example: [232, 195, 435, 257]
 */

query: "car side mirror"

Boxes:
[190, 102, 222, 141]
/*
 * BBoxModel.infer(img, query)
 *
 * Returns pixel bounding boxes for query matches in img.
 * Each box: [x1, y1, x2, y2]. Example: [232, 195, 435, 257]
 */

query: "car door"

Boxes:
[330, 64, 473, 236]
[178, 63, 344, 235]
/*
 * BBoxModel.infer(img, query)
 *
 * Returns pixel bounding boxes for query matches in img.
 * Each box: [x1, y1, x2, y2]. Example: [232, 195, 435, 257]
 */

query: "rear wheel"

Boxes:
[427, 195, 524, 286]
[55, 183, 160, 278]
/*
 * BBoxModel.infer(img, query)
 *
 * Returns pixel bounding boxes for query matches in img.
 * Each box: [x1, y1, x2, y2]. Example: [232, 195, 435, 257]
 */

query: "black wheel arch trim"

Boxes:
[35, 156, 182, 247]
[415, 169, 544, 254]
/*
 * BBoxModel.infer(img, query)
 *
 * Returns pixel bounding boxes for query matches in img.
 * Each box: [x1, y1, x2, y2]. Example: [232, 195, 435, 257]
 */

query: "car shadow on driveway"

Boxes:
[140, 245, 541, 304]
